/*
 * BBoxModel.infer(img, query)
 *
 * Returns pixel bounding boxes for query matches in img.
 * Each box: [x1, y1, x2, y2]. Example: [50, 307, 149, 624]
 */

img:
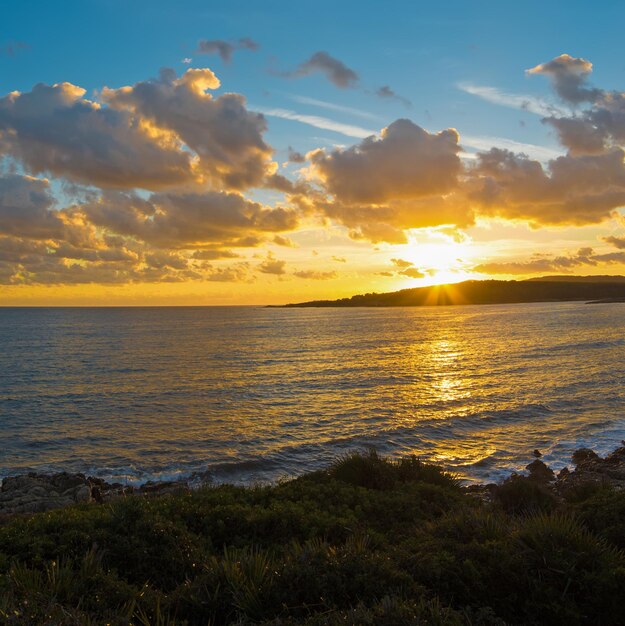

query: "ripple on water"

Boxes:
[0, 302, 624, 485]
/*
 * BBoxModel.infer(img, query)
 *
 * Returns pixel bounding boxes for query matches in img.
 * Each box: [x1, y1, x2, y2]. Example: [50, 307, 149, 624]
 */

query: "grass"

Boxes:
[0, 450, 624, 625]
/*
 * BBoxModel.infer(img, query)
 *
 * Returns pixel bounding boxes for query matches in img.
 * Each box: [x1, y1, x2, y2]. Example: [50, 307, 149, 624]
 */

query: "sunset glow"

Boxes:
[2, 2, 625, 305]
[3, 5, 625, 622]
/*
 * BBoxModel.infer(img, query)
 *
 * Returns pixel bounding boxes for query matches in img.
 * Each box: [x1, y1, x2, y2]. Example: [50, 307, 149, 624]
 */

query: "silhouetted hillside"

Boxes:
[284, 278, 625, 307]
[526, 275, 625, 283]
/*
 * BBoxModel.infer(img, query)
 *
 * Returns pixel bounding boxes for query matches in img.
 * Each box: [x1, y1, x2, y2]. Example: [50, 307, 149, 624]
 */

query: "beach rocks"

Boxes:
[0, 472, 94, 515]
[555, 445, 625, 496]
[526, 459, 555, 483]
[0, 472, 193, 516]
[140, 480, 189, 496]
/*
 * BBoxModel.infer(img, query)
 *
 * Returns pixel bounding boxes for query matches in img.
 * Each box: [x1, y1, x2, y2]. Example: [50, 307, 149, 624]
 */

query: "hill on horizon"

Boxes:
[283, 277, 625, 307]
[525, 275, 625, 283]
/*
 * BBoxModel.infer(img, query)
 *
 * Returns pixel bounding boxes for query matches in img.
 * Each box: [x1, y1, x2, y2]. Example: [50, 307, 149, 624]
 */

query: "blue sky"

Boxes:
[2, 1, 625, 304]
[5, 0, 622, 157]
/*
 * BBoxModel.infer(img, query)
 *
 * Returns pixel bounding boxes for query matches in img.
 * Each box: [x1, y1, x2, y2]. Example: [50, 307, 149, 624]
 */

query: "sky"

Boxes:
[2, 0, 625, 305]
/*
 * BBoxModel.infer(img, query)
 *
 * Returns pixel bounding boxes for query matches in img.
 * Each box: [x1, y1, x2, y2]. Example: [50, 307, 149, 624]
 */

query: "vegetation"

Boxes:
[284, 278, 625, 307]
[1, 450, 625, 625]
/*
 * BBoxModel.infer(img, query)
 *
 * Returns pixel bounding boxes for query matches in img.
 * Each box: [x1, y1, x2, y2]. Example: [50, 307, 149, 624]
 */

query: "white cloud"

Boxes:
[254, 106, 375, 138]
[457, 82, 564, 117]
[287, 94, 383, 121]
[461, 134, 563, 162]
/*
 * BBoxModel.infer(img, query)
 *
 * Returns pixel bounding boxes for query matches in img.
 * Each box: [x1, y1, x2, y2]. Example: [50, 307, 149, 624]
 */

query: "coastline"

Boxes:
[3, 442, 625, 517]
[2, 445, 625, 624]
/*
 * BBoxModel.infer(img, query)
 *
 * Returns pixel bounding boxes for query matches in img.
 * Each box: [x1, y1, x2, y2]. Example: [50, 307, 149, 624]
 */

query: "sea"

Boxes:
[1, 302, 624, 485]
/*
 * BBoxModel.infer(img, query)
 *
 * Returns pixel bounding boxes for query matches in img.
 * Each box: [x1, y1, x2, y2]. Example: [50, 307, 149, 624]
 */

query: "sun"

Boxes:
[411, 242, 463, 272]
[399, 237, 472, 285]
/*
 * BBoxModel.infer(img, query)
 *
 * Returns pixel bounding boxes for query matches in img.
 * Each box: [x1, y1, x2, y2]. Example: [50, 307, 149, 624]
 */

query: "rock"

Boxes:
[139, 480, 189, 496]
[532, 449, 542, 458]
[91, 485, 103, 503]
[526, 459, 555, 483]
[0, 472, 94, 515]
[572, 448, 600, 467]
[75, 485, 92, 502]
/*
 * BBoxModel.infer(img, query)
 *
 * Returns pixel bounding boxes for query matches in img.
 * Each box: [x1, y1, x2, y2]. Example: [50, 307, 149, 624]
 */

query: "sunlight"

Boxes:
[396, 236, 475, 286]
[421, 269, 470, 286]
[404, 241, 464, 270]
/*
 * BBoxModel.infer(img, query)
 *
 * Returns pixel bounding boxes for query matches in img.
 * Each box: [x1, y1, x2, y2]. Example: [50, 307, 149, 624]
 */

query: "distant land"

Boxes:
[283, 276, 625, 307]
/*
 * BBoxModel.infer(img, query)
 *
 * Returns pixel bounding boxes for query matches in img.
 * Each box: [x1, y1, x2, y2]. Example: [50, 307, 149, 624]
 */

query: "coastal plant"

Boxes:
[328, 449, 459, 491]
[132, 595, 180, 626]
[328, 448, 395, 489]
[493, 473, 557, 514]
[219, 545, 275, 621]
[575, 487, 625, 548]
[514, 513, 625, 624]
[1, 452, 625, 624]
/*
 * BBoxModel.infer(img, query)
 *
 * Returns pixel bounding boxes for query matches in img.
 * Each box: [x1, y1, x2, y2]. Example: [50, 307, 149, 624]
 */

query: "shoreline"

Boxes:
[2, 445, 625, 623]
[3, 442, 625, 517]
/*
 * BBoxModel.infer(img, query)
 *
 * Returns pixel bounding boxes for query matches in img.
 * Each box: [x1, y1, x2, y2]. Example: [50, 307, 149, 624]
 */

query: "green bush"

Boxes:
[1, 451, 625, 624]
[493, 473, 557, 514]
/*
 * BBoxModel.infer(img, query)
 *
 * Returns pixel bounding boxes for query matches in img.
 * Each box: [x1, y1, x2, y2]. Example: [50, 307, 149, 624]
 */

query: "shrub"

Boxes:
[493, 474, 557, 514]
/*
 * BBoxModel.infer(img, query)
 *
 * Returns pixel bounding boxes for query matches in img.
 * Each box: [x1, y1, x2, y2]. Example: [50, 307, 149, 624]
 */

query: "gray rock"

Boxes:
[0, 472, 95, 515]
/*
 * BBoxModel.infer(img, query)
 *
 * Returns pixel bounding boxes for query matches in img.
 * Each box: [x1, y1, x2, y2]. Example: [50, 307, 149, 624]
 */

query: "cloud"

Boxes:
[332, 256, 346, 262]
[283, 119, 470, 243]
[0, 174, 64, 239]
[191, 249, 240, 260]
[539, 97, 625, 157]
[283, 52, 359, 89]
[0, 68, 277, 192]
[257, 252, 286, 275]
[0, 230, 198, 286]
[0, 82, 195, 190]
[592, 251, 625, 264]
[288, 95, 382, 121]
[273, 234, 296, 247]
[457, 82, 562, 117]
[379, 257, 425, 279]
[101, 68, 274, 190]
[287, 146, 306, 163]
[472, 246, 619, 275]
[196, 37, 259, 63]
[469, 147, 625, 226]
[81, 189, 298, 248]
[460, 134, 563, 162]
[375, 85, 412, 107]
[203, 263, 252, 282]
[603, 235, 625, 249]
[293, 269, 337, 279]
[0, 41, 29, 57]
[309, 119, 461, 203]
[282, 52, 625, 243]
[465, 56, 625, 159]
[390, 258, 413, 269]
[255, 106, 374, 138]
[5, 54, 625, 287]
[145, 250, 189, 270]
[400, 266, 426, 278]
[457, 54, 625, 228]
[527, 54, 602, 104]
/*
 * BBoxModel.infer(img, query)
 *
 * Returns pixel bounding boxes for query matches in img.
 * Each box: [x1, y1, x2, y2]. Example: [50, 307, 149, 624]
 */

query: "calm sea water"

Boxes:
[1, 303, 624, 485]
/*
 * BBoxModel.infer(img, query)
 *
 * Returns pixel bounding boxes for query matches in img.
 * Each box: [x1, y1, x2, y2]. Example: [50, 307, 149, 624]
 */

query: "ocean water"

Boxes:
[1, 303, 624, 485]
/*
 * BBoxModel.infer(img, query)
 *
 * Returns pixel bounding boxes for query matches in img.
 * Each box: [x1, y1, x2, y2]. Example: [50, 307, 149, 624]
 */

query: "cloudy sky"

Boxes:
[2, 0, 625, 304]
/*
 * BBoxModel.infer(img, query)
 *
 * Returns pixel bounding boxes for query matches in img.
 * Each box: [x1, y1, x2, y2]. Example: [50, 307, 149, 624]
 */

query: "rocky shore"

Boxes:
[3, 444, 625, 516]
[0, 472, 189, 516]
[2, 447, 625, 624]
